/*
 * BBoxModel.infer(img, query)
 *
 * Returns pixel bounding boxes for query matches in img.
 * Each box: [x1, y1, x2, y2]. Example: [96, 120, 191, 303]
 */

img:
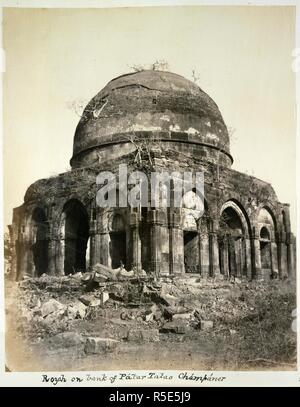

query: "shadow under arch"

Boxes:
[219, 199, 252, 278]
[62, 199, 89, 275]
[31, 207, 49, 277]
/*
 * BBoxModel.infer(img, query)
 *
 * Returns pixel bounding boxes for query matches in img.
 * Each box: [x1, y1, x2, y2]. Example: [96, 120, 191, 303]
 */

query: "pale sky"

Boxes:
[3, 6, 297, 231]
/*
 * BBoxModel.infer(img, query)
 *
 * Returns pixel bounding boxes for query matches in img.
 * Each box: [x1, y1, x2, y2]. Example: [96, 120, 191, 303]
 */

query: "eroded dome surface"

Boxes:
[71, 70, 232, 168]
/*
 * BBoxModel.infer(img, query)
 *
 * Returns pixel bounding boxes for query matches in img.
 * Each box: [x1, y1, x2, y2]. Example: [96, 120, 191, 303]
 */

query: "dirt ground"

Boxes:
[5, 270, 297, 372]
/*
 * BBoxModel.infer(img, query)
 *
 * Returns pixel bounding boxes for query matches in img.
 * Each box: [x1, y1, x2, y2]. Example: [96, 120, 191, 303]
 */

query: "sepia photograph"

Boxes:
[1, 1, 298, 385]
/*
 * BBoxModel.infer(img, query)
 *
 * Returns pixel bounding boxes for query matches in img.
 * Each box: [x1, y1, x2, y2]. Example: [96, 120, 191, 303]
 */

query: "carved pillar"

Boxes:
[148, 209, 165, 276]
[169, 211, 184, 276]
[209, 221, 220, 277]
[287, 233, 295, 278]
[56, 232, 65, 276]
[129, 210, 141, 272]
[197, 220, 203, 276]
[235, 238, 242, 278]
[223, 236, 229, 279]
[47, 239, 56, 276]
[245, 237, 252, 279]
[277, 231, 288, 278]
[270, 240, 279, 278]
[17, 233, 31, 279]
[89, 219, 101, 268]
[251, 229, 262, 279]
[200, 218, 210, 278]
[99, 232, 110, 267]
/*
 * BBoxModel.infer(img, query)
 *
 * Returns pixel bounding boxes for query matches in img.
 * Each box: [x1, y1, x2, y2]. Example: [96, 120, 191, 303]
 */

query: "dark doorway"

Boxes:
[64, 200, 89, 275]
[110, 232, 126, 269]
[32, 208, 49, 276]
[260, 227, 272, 271]
[184, 231, 198, 273]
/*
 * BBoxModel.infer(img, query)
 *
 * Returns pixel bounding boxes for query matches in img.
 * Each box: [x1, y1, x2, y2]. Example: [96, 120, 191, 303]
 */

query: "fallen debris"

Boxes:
[84, 337, 119, 354]
[41, 299, 64, 318]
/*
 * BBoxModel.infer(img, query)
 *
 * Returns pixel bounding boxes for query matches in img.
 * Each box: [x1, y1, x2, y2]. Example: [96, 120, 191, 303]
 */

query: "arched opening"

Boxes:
[183, 230, 199, 273]
[109, 214, 126, 269]
[32, 208, 49, 276]
[260, 226, 272, 271]
[63, 200, 89, 275]
[181, 190, 204, 274]
[257, 207, 277, 277]
[219, 205, 247, 278]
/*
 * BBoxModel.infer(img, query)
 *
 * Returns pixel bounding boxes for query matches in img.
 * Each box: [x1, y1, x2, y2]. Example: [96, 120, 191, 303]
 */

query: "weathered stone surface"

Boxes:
[84, 337, 119, 354]
[160, 294, 179, 307]
[67, 301, 87, 319]
[199, 320, 214, 330]
[41, 299, 64, 318]
[127, 329, 160, 342]
[172, 312, 193, 321]
[160, 322, 187, 334]
[101, 292, 109, 305]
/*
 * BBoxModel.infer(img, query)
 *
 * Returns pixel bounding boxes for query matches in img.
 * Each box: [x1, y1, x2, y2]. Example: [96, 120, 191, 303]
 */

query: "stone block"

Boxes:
[172, 312, 193, 321]
[67, 301, 87, 319]
[101, 291, 109, 305]
[41, 299, 64, 318]
[84, 337, 119, 354]
[127, 329, 160, 342]
[199, 320, 214, 330]
[160, 322, 187, 334]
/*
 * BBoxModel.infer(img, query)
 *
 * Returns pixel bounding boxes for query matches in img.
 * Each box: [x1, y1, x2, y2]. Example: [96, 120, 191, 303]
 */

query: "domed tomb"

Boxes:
[71, 70, 232, 168]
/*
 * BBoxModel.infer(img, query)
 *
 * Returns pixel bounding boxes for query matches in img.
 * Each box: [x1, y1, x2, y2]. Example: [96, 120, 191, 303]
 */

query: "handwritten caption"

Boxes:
[41, 372, 226, 386]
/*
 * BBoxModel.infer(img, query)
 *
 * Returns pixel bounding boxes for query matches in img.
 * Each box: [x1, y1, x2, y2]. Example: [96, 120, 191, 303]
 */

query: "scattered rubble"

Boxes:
[5, 264, 296, 370]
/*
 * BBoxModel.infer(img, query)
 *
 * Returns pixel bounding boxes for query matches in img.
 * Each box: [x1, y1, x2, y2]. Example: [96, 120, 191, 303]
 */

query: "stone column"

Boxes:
[223, 236, 229, 279]
[197, 220, 203, 276]
[17, 234, 30, 279]
[235, 238, 242, 278]
[245, 237, 252, 279]
[169, 211, 184, 276]
[55, 233, 65, 276]
[270, 240, 279, 278]
[48, 239, 56, 276]
[287, 233, 295, 278]
[277, 231, 288, 279]
[89, 220, 102, 268]
[99, 232, 110, 267]
[148, 209, 165, 276]
[251, 231, 262, 280]
[129, 211, 141, 272]
[209, 221, 220, 278]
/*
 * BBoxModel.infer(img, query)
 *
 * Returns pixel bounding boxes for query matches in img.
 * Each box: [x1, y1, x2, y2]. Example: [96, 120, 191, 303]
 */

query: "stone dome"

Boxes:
[71, 70, 232, 168]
